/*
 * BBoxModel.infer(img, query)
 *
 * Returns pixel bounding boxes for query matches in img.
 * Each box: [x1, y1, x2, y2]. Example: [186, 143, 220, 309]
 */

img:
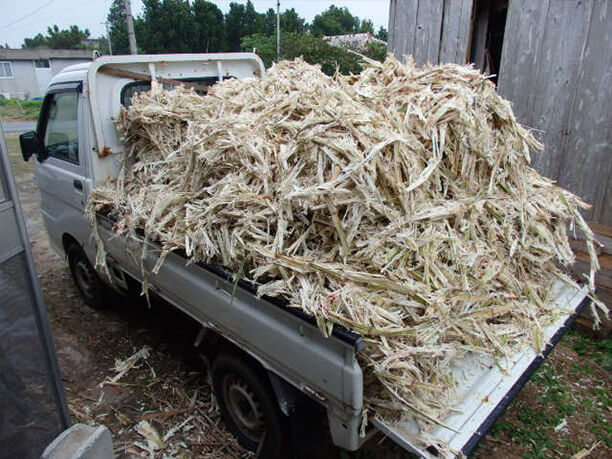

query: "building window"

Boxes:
[0, 62, 13, 78]
[34, 59, 50, 68]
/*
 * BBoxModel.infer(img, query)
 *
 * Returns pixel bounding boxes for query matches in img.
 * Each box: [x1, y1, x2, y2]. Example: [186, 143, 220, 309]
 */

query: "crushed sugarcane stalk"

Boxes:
[86, 55, 607, 457]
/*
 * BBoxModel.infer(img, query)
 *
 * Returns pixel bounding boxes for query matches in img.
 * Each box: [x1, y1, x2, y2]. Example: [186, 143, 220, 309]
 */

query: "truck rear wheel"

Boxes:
[211, 353, 291, 457]
[67, 244, 107, 310]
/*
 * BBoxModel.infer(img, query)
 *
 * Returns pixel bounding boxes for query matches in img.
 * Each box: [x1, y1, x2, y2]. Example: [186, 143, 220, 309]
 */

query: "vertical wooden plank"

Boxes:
[455, 0, 475, 63]
[558, 0, 612, 224]
[439, 0, 462, 62]
[427, 1, 444, 63]
[387, 0, 397, 52]
[390, 0, 420, 60]
[599, 158, 612, 225]
[405, 0, 420, 59]
[398, 0, 412, 57]
[390, 0, 472, 65]
[497, 0, 550, 128]
[410, 0, 425, 63]
[413, 1, 444, 65]
[529, 0, 592, 177]
[439, 0, 474, 64]
[496, 0, 521, 102]
[413, 0, 428, 64]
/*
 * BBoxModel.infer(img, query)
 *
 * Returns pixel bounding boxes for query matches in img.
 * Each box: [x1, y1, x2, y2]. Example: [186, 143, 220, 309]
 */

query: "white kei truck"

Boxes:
[19, 53, 589, 458]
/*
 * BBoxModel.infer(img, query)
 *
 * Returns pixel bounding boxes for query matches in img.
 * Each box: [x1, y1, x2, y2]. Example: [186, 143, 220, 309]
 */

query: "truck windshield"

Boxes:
[121, 77, 229, 107]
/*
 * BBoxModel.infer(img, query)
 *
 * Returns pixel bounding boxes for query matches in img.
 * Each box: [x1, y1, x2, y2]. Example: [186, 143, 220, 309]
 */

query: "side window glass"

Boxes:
[43, 92, 79, 164]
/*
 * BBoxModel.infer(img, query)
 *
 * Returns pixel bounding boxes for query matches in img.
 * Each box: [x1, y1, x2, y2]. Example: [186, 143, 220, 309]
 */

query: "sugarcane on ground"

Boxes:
[6, 137, 611, 456]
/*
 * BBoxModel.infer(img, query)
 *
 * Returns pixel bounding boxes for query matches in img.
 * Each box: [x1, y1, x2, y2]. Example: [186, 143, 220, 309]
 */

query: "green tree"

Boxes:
[226, 1, 264, 51]
[107, 0, 130, 54]
[281, 8, 306, 34]
[22, 33, 47, 49]
[192, 0, 226, 52]
[375, 26, 388, 41]
[241, 32, 362, 76]
[264, 7, 306, 36]
[93, 36, 111, 55]
[365, 41, 387, 62]
[263, 8, 276, 36]
[241, 33, 276, 65]
[226, 2, 246, 51]
[310, 5, 361, 36]
[138, 0, 196, 53]
[243, 1, 264, 36]
[359, 19, 374, 34]
[22, 25, 91, 49]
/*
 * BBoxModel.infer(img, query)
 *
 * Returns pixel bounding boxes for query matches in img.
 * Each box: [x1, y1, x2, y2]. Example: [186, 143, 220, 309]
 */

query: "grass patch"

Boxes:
[0, 99, 42, 121]
[477, 331, 612, 458]
[568, 331, 612, 371]
[530, 364, 576, 417]
[4, 134, 32, 177]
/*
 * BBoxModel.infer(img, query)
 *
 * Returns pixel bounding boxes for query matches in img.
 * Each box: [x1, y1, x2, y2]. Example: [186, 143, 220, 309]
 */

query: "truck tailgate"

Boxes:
[372, 281, 589, 457]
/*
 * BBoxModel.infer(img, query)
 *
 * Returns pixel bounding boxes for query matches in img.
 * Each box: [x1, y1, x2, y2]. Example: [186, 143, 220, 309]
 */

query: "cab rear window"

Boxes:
[121, 77, 230, 107]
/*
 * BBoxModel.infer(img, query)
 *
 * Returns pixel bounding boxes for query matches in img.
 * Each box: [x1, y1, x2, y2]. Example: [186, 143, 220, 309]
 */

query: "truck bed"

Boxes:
[373, 282, 589, 457]
[95, 213, 367, 450]
[95, 213, 588, 457]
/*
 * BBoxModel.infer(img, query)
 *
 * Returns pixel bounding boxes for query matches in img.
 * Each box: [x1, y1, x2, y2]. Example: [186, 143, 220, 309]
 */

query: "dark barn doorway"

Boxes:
[470, 0, 509, 83]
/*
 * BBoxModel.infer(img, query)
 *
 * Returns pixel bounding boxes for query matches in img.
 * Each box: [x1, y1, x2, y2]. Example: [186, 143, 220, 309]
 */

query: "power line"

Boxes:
[0, 0, 56, 31]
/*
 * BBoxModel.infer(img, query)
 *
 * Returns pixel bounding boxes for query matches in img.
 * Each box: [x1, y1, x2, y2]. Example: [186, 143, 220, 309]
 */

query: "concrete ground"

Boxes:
[1, 120, 36, 134]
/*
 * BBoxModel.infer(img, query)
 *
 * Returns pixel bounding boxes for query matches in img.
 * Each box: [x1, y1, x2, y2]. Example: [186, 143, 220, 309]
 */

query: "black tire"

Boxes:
[67, 244, 107, 309]
[212, 353, 291, 457]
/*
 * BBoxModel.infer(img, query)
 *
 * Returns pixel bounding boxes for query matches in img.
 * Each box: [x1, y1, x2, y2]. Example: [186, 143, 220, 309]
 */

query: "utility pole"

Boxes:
[276, 0, 280, 62]
[103, 22, 113, 55]
[124, 0, 137, 54]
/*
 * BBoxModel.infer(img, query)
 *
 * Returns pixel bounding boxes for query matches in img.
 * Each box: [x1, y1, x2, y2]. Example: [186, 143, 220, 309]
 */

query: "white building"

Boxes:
[0, 49, 92, 100]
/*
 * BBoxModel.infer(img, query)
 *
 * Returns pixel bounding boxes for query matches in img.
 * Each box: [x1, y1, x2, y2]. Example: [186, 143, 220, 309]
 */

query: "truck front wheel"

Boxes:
[211, 353, 291, 456]
[68, 244, 107, 310]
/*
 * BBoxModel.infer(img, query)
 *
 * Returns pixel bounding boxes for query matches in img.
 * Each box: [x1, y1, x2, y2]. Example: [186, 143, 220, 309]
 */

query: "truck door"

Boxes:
[35, 82, 91, 256]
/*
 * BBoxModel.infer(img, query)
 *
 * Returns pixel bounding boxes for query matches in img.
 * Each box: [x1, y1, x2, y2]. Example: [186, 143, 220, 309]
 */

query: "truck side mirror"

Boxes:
[19, 131, 43, 162]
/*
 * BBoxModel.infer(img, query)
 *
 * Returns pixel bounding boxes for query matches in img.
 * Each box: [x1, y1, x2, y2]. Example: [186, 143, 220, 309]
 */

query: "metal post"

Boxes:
[276, 0, 280, 62]
[124, 0, 138, 54]
[104, 22, 113, 55]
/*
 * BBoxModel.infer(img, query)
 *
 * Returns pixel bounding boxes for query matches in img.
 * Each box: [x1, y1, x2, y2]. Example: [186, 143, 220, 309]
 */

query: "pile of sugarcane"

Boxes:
[87, 56, 605, 455]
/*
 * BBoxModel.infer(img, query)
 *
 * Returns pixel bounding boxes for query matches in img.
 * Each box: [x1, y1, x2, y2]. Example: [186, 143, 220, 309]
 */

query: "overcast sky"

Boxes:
[0, 0, 391, 49]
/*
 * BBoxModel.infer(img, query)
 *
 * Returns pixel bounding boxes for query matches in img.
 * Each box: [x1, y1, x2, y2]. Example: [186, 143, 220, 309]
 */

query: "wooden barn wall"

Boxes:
[388, 0, 474, 65]
[388, 0, 612, 224]
[497, 0, 611, 224]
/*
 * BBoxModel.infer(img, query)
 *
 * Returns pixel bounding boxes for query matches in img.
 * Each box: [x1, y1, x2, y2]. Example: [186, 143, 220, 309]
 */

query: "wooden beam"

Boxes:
[98, 66, 210, 92]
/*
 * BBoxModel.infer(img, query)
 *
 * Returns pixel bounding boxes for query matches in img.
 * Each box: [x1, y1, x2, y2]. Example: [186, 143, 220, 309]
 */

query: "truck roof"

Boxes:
[50, 53, 265, 87]
[51, 62, 90, 85]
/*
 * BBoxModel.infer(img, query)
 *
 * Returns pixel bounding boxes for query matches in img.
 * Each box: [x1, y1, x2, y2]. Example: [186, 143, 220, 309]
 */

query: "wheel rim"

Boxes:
[222, 373, 266, 443]
[74, 257, 96, 300]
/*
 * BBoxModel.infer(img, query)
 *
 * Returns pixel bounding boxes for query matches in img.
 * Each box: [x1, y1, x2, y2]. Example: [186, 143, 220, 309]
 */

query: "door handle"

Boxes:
[73, 180, 83, 191]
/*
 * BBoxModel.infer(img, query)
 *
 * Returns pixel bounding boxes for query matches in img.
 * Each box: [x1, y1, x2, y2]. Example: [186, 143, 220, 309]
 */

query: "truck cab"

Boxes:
[20, 53, 589, 458]
[21, 54, 264, 277]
